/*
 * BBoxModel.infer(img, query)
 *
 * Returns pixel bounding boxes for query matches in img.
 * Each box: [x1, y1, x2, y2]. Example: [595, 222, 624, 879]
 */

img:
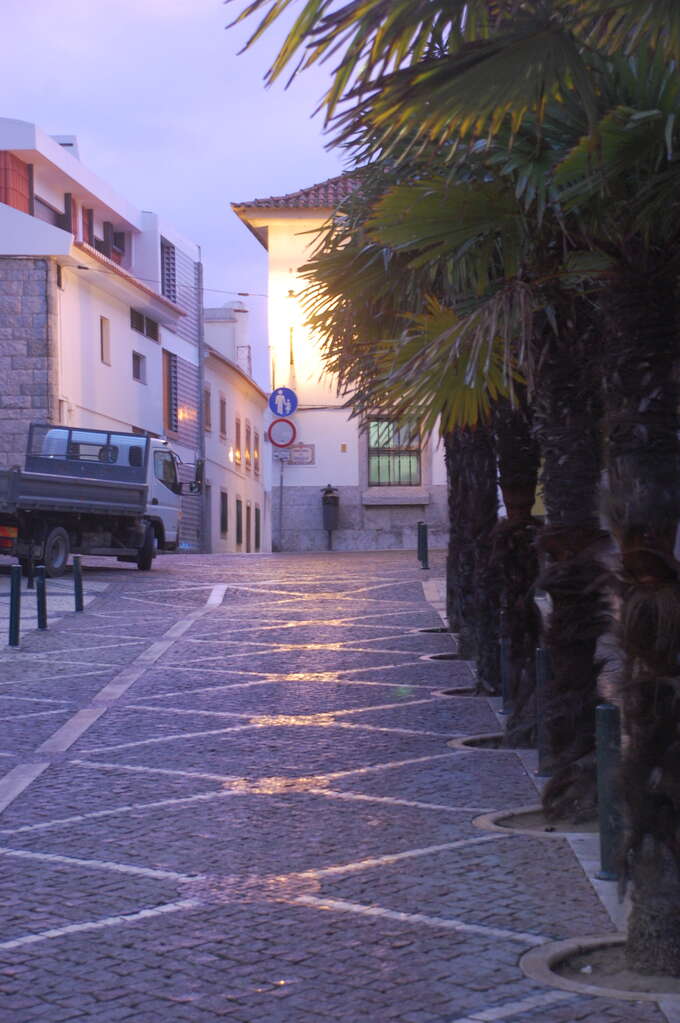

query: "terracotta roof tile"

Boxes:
[233, 172, 360, 210]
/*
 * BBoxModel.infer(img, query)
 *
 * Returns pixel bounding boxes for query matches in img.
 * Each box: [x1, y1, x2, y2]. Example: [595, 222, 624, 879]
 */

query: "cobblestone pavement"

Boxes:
[0, 552, 667, 1022]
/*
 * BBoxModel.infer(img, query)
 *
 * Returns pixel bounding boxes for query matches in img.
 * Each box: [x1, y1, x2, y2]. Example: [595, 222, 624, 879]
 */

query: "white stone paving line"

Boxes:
[0, 669, 111, 689]
[5, 639, 148, 660]
[295, 834, 510, 879]
[68, 749, 469, 787]
[124, 696, 438, 720]
[0, 899, 201, 953]
[0, 845, 197, 881]
[0, 790, 241, 835]
[0, 709, 69, 720]
[309, 789, 496, 815]
[0, 584, 228, 814]
[292, 894, 549, 947]
[137, 678, 442, 700]
[446, 991, 577, 1022]
[78, 716, 453, 755]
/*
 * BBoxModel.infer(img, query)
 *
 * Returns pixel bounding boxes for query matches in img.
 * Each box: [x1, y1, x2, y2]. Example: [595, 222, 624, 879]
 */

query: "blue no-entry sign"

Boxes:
[269, 387, 298, 417]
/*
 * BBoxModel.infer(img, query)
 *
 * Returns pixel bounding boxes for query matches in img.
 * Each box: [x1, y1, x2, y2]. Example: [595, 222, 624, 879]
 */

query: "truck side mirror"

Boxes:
[189, 458, 204, 494]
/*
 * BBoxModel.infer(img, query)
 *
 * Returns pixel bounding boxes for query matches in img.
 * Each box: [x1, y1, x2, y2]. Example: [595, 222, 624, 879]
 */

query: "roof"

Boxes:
[232, 172, 360, 211]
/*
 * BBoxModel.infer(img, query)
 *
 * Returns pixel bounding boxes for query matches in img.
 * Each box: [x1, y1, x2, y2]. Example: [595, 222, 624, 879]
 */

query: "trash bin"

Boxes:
[321, 484, 339, 547]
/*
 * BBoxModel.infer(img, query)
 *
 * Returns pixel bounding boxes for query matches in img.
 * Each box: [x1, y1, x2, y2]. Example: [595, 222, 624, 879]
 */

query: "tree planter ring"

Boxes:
[520, 934, 680, 1004]
[447, 732, 504, 751]
[472, 803, 597, 837]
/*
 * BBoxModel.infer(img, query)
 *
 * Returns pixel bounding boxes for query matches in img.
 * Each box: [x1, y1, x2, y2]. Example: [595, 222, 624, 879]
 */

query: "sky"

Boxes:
[1, 0, 347, 371]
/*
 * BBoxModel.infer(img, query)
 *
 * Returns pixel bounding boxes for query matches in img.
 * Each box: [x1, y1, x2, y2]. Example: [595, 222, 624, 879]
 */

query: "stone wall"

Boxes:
[0, 257, 54, 467]
[273, 484, 449, 552]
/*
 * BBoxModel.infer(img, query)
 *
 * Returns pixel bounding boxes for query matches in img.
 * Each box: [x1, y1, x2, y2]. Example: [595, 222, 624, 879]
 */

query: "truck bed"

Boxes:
[0, 467, 147, 518]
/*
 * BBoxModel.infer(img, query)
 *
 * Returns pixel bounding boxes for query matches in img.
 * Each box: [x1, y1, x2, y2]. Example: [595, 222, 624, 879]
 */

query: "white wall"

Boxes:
[203, 349, 269, 554]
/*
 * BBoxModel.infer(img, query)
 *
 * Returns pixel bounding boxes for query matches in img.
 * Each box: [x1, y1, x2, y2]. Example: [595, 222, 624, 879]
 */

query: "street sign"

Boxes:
[268, 387, 298, 417]
[268, 418, 297, 448]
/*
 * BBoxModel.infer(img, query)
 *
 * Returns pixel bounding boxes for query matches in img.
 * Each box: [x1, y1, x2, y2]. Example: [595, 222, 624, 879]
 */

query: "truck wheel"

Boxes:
[43, 527, 70, 578]
[137, 525, 155, 571]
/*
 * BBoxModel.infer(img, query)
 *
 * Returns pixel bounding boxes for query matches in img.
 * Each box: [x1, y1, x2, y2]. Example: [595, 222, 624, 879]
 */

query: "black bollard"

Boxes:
[26, 556, 35, 590]
[73, 555, 84, 612]
[36, 565, 47, 630]
[596, 702, 622, 881]
[535, 646, 553, 777]
[499, 635, 511, 715]
[417, 521, 429, 570]
[8, 564, 21, 647]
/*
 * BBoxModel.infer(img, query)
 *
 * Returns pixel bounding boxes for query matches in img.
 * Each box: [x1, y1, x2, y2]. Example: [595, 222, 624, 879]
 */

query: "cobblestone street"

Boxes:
[0, 552, 668, 1022]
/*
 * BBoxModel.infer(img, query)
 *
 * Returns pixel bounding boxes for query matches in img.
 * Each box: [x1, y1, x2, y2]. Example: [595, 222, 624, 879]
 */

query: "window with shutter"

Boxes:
[161, 237, 177, 302]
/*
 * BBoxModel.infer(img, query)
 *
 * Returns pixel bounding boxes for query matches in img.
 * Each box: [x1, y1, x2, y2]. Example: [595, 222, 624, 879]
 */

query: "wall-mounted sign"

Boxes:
[288, 443, 315, 466]
[268, 387, 298, 417]
[268, 418, 297, 448]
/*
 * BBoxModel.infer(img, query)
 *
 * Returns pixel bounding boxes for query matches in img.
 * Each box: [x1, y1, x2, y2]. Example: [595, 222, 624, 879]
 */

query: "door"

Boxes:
[150, 449, 180, 544]
[246, 503, 252, 553]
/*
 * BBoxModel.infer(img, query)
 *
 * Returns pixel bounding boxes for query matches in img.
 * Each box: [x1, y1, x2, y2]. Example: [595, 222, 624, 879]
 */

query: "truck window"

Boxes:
[154, 450, 178, 490]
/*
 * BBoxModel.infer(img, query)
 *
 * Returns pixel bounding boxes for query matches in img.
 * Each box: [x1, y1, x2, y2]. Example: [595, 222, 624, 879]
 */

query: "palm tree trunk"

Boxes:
[444, 425, 500, 689]
[532, 310, 609, 822]
[602, 266, 680, 975]
[493, 394, 541, 746]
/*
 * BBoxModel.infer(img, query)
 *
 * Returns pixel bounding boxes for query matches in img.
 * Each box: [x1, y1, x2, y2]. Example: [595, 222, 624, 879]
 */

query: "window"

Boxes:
[219, 397, 226, 437]
[254, 432, 260, 475]
[255, 506, 261, 552]
[162, 350, 178, 433]
[130, 309, 159, 341]
[154, 450, 178, 491]
[220, 491, 228, 537]
[234, 418, 242, 465]
[161, 237, 177, 302]
[99, 316, 111, 365]
[368, 419, 421, 486]
[33, 196, 62, 227]
[236, 498, 243, 545]
[132, 351, 146, 383]
[245, 421, 252, 471]
[203, 388, 212, 431]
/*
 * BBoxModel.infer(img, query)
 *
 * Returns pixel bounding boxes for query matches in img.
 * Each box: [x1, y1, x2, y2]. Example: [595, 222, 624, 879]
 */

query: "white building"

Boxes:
[0, 118, 205, 549]
[203, 302, 270, 553]
[232, 174, 448, 552]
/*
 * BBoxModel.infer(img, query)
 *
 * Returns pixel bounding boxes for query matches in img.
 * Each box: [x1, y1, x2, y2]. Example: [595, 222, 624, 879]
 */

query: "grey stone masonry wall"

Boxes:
[273, 484, 449, 552]
[0, 258, 52, 467]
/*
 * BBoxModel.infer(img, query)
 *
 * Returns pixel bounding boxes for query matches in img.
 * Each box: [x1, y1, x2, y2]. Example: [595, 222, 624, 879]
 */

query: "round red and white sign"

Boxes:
[268, 418, 297, 448]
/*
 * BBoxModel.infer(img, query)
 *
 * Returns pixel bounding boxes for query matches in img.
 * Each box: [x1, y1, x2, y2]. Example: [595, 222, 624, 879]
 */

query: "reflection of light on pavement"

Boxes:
[248, 713, 337, 728]
[395, 686, 414, 699]
[224, 775, 331, 794]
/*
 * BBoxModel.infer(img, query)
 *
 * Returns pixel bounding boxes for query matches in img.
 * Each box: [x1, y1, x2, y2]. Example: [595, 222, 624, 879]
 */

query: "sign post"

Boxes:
[267, 395, 298, 550]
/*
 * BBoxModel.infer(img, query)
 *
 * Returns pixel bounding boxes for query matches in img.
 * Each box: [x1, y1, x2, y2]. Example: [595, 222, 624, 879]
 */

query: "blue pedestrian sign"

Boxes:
[269, 387, 298, 417]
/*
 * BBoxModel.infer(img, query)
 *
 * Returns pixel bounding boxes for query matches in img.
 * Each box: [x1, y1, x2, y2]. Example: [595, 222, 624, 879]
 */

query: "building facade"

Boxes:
[0, 118, 204, 550]
[232, 175, 448, 552]
[203, 302, 270, 553]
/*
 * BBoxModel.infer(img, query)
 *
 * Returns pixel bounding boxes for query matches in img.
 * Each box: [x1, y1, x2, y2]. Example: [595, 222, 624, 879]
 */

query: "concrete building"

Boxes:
[0, 117, 204, 550]
[232, 174, 448, 552]
[203, 302, 270, 553]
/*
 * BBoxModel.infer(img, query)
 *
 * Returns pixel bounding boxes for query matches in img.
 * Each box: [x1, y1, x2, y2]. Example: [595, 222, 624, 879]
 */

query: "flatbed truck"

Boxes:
[0, 424, 202, 576]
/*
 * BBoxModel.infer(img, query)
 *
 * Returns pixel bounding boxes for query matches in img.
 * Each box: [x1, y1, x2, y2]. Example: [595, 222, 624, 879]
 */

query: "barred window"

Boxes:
[368, 419, 421, 486]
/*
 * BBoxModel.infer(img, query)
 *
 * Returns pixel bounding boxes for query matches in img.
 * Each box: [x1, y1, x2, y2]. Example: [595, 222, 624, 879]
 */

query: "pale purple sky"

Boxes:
[2, 0, 346, 306]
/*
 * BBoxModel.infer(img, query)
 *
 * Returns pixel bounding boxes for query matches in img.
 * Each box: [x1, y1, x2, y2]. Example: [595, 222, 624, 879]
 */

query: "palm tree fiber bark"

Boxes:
[444, 425, 500, 690]
[532, 313, 609, 822]
[603, 267, 680, 974]
[493, 395, 541, 747]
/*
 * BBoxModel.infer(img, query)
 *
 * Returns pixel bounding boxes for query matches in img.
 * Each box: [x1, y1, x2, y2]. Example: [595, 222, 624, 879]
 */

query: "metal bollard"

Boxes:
[36, 565, 47, 630]
[8, 564, 21, 647]
[596, 702, 622, 881]
[535, 646, 553, 777]
[417, 521, 429, 570]
[73, 555, 84, 612]
[26, 556, 35, 590]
